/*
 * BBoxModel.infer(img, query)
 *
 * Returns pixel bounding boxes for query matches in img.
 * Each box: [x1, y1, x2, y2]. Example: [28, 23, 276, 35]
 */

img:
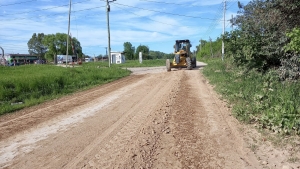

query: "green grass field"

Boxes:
[0, 59, 166, 116]
[84, 59, 165, 68]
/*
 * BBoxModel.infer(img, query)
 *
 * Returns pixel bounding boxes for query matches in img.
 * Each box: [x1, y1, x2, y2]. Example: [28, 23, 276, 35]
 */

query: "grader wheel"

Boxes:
[186, 57, 192, 70]
[166, 59, 171, 72]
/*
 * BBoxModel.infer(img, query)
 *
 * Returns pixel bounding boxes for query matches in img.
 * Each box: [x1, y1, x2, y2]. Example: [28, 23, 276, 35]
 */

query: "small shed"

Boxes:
[110, 52, 125, 64]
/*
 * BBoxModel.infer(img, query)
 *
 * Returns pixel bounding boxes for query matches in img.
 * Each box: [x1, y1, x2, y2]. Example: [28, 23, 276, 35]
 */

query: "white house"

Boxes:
[110, 52, 125, 64]
[57, 55, 73, 63]
[85, 57, 94, 62]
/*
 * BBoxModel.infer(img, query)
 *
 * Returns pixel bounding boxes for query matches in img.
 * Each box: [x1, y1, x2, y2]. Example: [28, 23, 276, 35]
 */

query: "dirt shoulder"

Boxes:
[0, 62, 299, 169]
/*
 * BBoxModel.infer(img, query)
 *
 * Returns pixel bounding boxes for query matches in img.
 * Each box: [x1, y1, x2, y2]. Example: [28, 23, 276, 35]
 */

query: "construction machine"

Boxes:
[166, 39, 196, 71]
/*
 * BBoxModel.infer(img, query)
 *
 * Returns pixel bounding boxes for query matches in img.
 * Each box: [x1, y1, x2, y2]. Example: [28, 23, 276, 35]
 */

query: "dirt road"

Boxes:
[0, 63, 298, 169]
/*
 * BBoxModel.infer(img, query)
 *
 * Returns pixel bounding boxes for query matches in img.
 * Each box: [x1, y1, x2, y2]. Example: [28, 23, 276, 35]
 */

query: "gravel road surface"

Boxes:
[0, 62, 298, 169]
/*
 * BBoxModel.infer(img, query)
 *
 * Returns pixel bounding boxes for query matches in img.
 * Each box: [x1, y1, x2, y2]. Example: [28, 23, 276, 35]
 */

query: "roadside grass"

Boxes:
[200, 58, 300, 135]
[83, 59, 165, 68]
[0, 64, 131, 115]
[0, 59, 166, 116]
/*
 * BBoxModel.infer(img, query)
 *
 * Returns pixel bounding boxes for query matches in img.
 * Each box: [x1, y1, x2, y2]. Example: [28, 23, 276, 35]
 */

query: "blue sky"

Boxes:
[0, 0, 251, 57]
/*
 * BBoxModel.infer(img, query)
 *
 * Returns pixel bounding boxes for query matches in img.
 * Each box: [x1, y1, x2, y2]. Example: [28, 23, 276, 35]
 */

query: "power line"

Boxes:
[0, 34, 26, 38]
[113, 2, 220, 20]
[1, 0, 238, 54]
[139, 0, 207, 7]
[73, 6, 105, 13]
[0, 45, 28, 50]
[0, 0, 93, 17]
[112, 3, 185, 27]
[227, 0, 238, 10]
[203, 2, 224, 39]
[111, 4, 196, 38]
[0, 6, 106, 21]
[0, 42, 28, 46]
[203, 0, 240, 40]
[71, 2, 80, 42]
[0, 0, 37, 7]
[0, 22, 108, 40]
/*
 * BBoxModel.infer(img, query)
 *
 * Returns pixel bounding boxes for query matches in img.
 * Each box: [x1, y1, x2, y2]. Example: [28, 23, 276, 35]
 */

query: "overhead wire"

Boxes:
[112, 3, 184, 27]
[227, 0, 238, 9]
[112, 2, 220, 20]
[0, 4, 106, 42]
[0, 0, 94, 17]
[0, 45, 28, 49]
[1, 0, 239, 53]
[111, 2, 208, 46]
[203, 2, 224, 39]
[138, 0, 210, 8]
[0, 6, 106, 21]
[139, 0, 239, 41]
[0, 0, 37, 7]
[198, 0, 240, 47]
[0, 34, 26, 38]
[202, 0, 238, 40]
[104, 1, 205, 48]
[0, 45, 28, 52]
[71, 2, 80, 42]
[226, 1, 239, 31]
[1, 1, 105, 53]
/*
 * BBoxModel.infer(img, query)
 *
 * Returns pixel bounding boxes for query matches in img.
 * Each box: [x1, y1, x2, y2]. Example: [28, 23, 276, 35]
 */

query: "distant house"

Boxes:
[3, 54, 39, 66]
[85, 57, 94, 62]
[110, 52, 125, 64]
[0, 54, 6, 66]
[57, 55, 73, 63]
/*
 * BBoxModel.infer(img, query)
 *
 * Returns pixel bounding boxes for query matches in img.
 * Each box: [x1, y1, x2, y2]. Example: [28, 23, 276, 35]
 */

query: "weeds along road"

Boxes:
[0, 62, 261, 169]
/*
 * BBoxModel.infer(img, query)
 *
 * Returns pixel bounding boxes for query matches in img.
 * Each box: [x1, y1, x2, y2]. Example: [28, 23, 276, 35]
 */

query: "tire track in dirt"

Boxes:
[168, 70, 259, 169]
[0, 75, 142, 140]
[194, 71, 260, 168]
[63, 72, 183, 169]
[113, 74, 181, 169]
[106, 70, 260, 169]
[0, 65, 267, 169]
[0, 75, 151, 168]
[171, 71, 223, 168]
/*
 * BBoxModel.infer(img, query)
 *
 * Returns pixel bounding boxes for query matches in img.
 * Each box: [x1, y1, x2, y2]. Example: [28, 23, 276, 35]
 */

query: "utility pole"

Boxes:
[222, 0, 226, 61]
[231, 14, 233, 32]
[200, 39, 202, 51]
[0, 46, 4, 66]
[105, 47, 107, 62]
[209, 37, 213, 58]
[66, 0, 71, 67]
[106, 0, 116, 67]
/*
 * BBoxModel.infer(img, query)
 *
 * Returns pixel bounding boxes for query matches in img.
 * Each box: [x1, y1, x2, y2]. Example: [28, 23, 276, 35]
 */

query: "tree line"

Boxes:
[28, 34, 173, 62]
[221, 0, 300, 81]
[122, 42, 174, 60]
[27, 33, 83, 62]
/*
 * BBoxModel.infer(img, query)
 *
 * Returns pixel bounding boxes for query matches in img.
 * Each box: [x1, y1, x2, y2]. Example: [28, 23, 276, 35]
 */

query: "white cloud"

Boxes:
[0, 0, 251, 55]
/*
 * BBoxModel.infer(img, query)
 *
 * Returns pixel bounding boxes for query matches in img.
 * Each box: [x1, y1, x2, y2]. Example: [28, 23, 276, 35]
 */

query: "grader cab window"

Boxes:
[175, 42, 188, 52]
[181, 43, 187, 51]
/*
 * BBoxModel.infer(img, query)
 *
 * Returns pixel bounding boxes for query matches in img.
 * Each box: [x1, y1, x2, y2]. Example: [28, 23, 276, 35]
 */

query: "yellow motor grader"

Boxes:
[166, 39, 196, 71]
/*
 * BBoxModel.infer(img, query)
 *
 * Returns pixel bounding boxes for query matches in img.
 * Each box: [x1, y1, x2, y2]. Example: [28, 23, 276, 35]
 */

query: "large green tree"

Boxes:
[135, 45, 149, 60]
[197, 38, 222, 58]
[285, 28, 300, 53]
[225, 0, 300, 71]
[148, 50, 172, 59]
[123, 42, 135, 60]
[27, 33, 47, 59]
[42, 33, 83, 62]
